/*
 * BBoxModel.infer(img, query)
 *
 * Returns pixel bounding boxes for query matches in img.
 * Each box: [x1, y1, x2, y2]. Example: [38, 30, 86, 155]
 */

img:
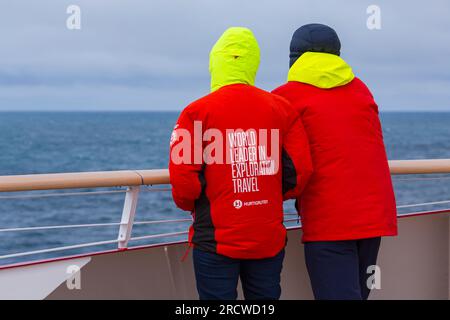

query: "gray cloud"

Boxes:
[0, 0, 449, 111]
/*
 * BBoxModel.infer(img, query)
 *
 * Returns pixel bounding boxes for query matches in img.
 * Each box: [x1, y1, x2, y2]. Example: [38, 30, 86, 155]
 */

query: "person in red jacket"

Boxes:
[273, 24, 397, 300]
[169, 27, 313, 300]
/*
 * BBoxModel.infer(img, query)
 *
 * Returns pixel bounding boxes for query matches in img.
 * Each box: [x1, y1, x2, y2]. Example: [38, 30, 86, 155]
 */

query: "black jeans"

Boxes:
[193, 248, 285, 300]
[304, 237, 381, 300]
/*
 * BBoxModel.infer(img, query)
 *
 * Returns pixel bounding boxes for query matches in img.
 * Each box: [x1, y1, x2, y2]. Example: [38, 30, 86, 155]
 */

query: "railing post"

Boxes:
[117, 186, 140, 249]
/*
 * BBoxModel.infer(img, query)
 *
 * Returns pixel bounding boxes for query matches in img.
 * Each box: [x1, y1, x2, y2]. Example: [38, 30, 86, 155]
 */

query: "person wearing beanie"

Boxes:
[273, 23, 397, 300]
[169, 27, 313, 300]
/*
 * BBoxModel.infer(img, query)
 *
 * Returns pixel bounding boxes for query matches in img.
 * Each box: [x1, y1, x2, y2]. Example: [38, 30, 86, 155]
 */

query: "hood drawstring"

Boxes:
[181, 243, 193, 262]
[181, 212, 195, 262]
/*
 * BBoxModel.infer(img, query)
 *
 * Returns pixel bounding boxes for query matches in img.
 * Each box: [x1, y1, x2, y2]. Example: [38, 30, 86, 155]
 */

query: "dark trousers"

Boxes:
[304, 237, 381, 300]
[193, 248, 285, 300]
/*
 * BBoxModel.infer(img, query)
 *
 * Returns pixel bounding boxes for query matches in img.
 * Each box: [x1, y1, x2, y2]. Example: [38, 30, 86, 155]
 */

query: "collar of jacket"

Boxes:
[287, 52, 355, 89]
[209, 27, 260, 92]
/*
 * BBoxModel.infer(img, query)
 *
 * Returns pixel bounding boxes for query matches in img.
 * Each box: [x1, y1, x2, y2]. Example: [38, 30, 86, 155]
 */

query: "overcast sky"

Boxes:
[0, 0, 449, 111]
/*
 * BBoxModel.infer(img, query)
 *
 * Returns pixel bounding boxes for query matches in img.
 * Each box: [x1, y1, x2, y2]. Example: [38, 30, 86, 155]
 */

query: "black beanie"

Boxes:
[289, 23, 341, 67]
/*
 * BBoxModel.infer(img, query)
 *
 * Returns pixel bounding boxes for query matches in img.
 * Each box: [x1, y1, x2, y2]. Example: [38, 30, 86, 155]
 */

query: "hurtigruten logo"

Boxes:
[233, 199, 269, 209]
[233, 200, 243, 209]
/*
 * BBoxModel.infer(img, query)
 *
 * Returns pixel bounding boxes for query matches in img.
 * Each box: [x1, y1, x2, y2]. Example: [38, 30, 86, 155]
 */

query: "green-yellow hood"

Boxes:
[209, 27, 260, 92]
[288, 52, 355, 89]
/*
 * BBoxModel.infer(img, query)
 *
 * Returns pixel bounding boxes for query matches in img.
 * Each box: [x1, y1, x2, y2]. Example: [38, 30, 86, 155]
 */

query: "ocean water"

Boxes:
[0, 112, 449, 265]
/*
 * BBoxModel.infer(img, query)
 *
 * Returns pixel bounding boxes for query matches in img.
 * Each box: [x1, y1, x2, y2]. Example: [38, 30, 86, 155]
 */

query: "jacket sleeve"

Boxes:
[168, 109, 203, 212]
[281, 103, 313, 201]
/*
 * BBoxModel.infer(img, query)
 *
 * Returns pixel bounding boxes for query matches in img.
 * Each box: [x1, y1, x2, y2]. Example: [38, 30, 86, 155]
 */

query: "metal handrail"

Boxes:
[1, 160, 450, 262]
[0, 218, 193, 233]
[4, 197, 450, 234]
[0, 159, 450, 193]
[396, 200, 450, 209]
[0, 189, 127, 200]
[0, 217, 299, 260]
[389, 159, 450, 175]
[0, 239, 121, 260]
[0, 169, 169, 192]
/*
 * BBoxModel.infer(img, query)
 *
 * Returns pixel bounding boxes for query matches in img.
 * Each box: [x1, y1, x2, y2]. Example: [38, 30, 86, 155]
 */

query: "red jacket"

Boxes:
[273, 78, 397, 242]
[169, 84, 313, 259]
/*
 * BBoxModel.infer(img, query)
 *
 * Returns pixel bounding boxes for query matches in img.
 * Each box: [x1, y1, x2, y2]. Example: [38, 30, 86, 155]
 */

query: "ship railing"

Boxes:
[1, 159, 450, 263]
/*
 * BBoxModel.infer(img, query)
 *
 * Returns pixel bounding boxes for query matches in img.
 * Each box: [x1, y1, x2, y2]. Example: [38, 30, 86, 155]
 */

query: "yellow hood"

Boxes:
[288, 52, 355, 89]
[209, 27, 260, 92]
